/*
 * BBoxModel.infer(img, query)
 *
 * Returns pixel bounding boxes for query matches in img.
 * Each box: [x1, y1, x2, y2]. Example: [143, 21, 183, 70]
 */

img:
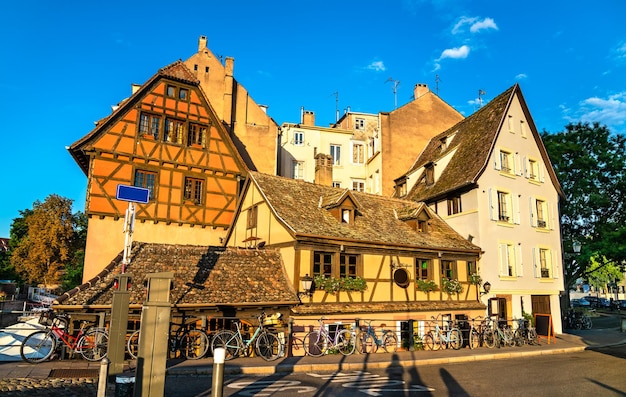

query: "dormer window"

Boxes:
[342, 209, 352, 223]
[417, 211, 430, 233]
[320, 190, 360, 225]
[425, 163, 435, 185]
[440, 137, 447, 151]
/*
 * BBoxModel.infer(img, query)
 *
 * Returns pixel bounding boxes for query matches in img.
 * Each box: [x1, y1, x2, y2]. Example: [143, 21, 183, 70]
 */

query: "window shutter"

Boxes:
[549, 202, 557, 230]
[489, 189, 498, 220]
[539, 162, 545, 182]
[201, 128, 207, 148]
[530, 197, 538, 227]
[516, 245, 524, 277]
[499, 243, 508, 276]
[494, 152, 501, 171]
[513, 194, 521, 224]
[551, 250, 559, 279]
[524, 157, 530, 178]
[532, 247, 539, 278]
[515, 154, 523, 176]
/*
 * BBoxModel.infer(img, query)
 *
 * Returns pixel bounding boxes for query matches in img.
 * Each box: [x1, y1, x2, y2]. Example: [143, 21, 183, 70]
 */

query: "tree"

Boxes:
[541, 122, 626, 288]
[10, 195, 76, 288]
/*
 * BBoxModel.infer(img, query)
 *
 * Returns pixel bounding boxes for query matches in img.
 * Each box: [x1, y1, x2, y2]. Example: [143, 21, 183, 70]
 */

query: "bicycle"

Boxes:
[468, 316, 495, 349]
[127, 315, 210, 360]
[211, 313, 282, 361]
[356, 320, 398, 354]
[302, 317, 355, 357]
[489, 318, 515, 348]
[423, 315, 463, 350]
[20, 311, 109, 363]
[513, 318, 538, 346]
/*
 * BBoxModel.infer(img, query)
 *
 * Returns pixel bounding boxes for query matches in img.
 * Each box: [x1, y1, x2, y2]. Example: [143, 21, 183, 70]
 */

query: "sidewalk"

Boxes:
[1, 323, 624, 380]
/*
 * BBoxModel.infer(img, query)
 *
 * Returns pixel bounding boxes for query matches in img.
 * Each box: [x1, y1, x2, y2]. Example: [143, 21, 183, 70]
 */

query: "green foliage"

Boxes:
[8, 195, 86, 291]
[522, 311, 534, 326]
[416, 279, 438, 292]
[586, 256, 622, 292]
[313, 275, 367, 294]
[541, 122, 626, 288]
[441, 278, 463, 294]
[469, 273, 482, 286]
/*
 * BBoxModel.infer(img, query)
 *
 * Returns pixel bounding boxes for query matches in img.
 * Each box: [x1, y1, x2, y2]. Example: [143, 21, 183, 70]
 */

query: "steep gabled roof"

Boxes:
[67, 60, 224, 175]
[247, 172, 480, 252]
[404, 84, 563, 202]
[55, 243, 299, 308]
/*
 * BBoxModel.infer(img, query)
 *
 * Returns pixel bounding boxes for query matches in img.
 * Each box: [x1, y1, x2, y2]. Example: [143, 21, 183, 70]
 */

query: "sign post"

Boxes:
[116, 185, 149, 272]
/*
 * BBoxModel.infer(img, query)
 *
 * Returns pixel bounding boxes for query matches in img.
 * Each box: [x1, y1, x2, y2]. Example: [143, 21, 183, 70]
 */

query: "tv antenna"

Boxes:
[478, 89, 486, 108]
[332, 91, 339, 122]
[435, 75, 441, 95]
[386, 77, 400, 108]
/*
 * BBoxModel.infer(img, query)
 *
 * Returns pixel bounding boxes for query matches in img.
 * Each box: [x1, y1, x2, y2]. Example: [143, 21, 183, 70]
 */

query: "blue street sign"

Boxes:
[116, 185, 150, 204]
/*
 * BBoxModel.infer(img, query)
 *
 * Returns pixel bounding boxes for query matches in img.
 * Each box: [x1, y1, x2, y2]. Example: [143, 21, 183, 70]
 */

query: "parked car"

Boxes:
[584, 296, 611, 308]
[615, 300, 626, 309]
[571, 298, 591, 307]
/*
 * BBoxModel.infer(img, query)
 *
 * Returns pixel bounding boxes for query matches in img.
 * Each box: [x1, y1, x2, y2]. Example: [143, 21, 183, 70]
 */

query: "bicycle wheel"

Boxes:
[181, 329, 210, 359]
[483, 329, 496, 348]
[469, 328, 480, 349]
[255, 332, 281, 361]
[513, 329, 525, 347]
[448, 328, 462, 350]
[527, 328, 538, 345]
[382, 331, 398, 353]
[303, 330, 327, 357]
[78, 329, 109, 361]
[211, 330, 239, 360]
[20, 330, 56, 363]
[423, 331, 440, 351]
[583, 316, 593, 329]
[127, 330, 140, 359]
[335, 330, 356, 356]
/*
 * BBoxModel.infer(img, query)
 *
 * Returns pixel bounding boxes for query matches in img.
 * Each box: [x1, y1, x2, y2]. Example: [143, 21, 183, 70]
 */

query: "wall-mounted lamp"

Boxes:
[573, 241, 581, 254]
[298, 274, 313, 299]
[480, 281, 491, 296]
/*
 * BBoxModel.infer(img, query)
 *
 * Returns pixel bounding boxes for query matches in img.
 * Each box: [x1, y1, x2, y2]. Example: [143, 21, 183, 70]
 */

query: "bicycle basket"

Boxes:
[263, 312, 283, 327]
[38, 311, 55, 326]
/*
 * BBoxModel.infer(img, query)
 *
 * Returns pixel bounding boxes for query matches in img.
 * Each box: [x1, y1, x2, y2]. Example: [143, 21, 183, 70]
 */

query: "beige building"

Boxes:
[397, 84, 566, 333]
[279, 84, 463, 195]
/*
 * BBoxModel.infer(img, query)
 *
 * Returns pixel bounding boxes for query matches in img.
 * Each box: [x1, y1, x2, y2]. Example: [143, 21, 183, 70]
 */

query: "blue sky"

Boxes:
[1, 0, 625, 237]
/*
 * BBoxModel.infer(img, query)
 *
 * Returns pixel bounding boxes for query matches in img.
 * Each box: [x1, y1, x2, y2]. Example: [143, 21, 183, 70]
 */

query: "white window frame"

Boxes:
[498, 242, 516, 277]
[355, 118, 365, 130]
[352, 179, 365, 192]
[490, 188, 520, 224]
[352, 142, 365, 165]
[293, 131, 304, 146]
[533, 247, 556, 279]
[330, 144, 341, 166]
[292, 160, 304, 180]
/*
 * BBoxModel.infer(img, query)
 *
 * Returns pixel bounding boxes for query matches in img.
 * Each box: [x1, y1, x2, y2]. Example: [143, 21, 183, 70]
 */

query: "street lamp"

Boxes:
[480, 281, 491, 296]
[573, 241, 581, 254]
[298, 274, 313, 299]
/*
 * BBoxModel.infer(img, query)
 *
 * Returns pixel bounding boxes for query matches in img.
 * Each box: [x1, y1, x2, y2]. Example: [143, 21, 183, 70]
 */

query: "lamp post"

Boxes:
[298, 274, 313, 300]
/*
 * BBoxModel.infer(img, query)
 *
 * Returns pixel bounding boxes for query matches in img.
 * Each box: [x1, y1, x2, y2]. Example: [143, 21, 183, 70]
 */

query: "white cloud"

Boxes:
[615, 42, 626, 59]
[366, 61, 386, 72]
[452, 16, 498, 34]
[515, 73, 528, 80]
[438, 45, 470, 60]
[571, 92, 626, 132]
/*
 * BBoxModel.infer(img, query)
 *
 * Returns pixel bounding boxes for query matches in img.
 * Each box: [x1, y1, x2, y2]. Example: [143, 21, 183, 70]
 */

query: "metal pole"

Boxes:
[97, 357, 109, 397]
[211, 348, 225, 397]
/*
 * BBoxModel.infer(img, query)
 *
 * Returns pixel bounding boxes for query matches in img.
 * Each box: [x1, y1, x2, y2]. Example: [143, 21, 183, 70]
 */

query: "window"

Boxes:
[352, 143, 365, 164]
[520, 120, 527, 138]
[526, 158, 542, 182]
[396, 181, 407, 197]
[355, 118, 365, 130]
[166, 85, 176, 97]
[293, 131, 304, 146]
[332, 181, 342, 188]
[330, 144, 341, 165]
[340, 254, 358, 278]
[447, 195, 462, 215]
[187, 123, 206, 147]
[341, 209, 352, 223]
[499, 243, 516, 277]
[139, 113, 161, 139]
[416, 259, 432, 280]
[417, 220, 427, 233]
[425, 163, 434, 185]
[179, 88, 188, 100]
[467, 261, 477, 277]
[352, 180, 365, 192]
[134, 169, 157, 200]
[440, 260, 456, 280]
[184, 177, 204, 204]
[164, 118, 184, 144]
[313, 252, 334, 277]
[536, 199, 547, 228]
[539, 249, 551, 278]
[247, 205, 258, 229]
[507, 115, 514, 132]
[497, 191, 510, 222]
[292, 161, 304, 180]
[499, 150, 513, 174]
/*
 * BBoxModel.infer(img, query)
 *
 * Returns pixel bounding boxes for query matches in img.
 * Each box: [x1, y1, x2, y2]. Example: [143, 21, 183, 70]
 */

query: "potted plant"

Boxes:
[441, 278, 463, 295]
[313, 275, 367, 294]
[416, 279, 438, 293]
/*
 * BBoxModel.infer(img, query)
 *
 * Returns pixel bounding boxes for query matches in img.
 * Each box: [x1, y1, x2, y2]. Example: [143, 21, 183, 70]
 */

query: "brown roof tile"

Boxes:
[249, 172, 480, 252]
[55, 243, 299, 308]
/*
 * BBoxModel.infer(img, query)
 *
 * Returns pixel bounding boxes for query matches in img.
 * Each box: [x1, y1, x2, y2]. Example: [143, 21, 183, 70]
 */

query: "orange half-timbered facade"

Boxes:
[226, 172, 485, 332]
[69, 61, 247, 281]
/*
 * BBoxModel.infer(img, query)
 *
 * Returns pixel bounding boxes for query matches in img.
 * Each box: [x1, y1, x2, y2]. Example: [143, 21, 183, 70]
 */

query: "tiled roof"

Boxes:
[249, 172, 480, 252]
[404, 85, 516, 202]
[55, 243, 299, 308]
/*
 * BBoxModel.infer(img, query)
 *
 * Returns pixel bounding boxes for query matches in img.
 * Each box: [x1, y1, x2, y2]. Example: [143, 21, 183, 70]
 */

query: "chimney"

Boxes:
[314, 153, 333, 186]
[198, 35, 208, 51]
[302, 110, 315, 126]
[414, 83, 429, 99]
[131, 83, 141, 95]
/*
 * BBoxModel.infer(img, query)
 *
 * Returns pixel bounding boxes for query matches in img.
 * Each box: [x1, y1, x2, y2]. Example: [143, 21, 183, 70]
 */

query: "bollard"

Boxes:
[97, 357, 109, 397]
[211, 347, 225, 397]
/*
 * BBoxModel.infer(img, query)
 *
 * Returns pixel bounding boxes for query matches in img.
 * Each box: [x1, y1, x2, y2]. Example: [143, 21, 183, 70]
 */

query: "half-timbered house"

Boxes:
[226, 171, 485, 340]
[68, 61, 247, 281]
